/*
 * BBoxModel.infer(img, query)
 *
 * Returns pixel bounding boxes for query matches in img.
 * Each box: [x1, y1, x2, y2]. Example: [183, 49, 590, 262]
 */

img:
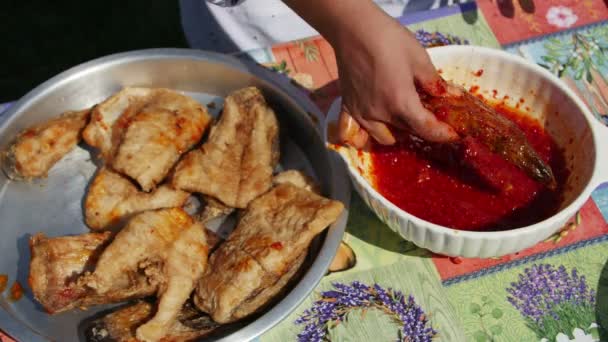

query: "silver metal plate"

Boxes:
[0, 49, 350, 342]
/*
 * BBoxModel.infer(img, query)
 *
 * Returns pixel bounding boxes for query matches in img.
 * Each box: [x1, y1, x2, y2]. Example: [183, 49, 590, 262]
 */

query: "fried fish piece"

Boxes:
[136, 223, 209, 342]
[231, 183, 343, 277]
[85, 168, 190, 230]
[84, 301, 218, 342]
[29, 232, 157, 314]
[3, 109, 90, 180]
[418, 80, 556, 188]
[197, 196, 234, 224]
[81, 208, 192, 295]
[82, 88, 212, 191]
[29, 232, 110, 313]
[230, 251, 306, 320]
[195, 183, 344, 323]
[204, 229, 223, 251]
[172, 87, 279, 208]
[193, 236, 271, 324]
[272, 170, 320, 194]
[82, 88, 154, 160]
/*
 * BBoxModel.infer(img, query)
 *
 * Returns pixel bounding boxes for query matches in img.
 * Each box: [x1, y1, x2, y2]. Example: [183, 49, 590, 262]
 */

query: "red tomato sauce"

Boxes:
[370, 102, 568, 231]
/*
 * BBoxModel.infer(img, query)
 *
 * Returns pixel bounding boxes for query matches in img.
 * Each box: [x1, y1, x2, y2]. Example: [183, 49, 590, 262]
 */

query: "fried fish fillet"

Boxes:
[230, 251, 306, 320]
[81, 208, 192, 295]
[3, 109, 90, 180]
[136, 223, 209, 342]
[272, 170, 320, 194]
[29, 232, 157, 314]
[172, 87, 279, 208]
[82, 88, 153, 160]
[84, 301, 218, 342]
[195, 183, 344, 323]
[29, 232, 110, 313]
[85, 168, 190, 230]
[82, 88, 212, 191]
[197, 196, 234, 224]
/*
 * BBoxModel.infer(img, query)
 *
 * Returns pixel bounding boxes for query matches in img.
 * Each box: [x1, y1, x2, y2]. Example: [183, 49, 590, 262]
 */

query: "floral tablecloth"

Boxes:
[1, 1, 608, 341]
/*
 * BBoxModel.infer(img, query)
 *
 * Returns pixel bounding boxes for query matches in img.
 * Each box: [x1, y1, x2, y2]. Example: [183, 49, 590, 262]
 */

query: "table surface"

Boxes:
[1, 1, 608, 341]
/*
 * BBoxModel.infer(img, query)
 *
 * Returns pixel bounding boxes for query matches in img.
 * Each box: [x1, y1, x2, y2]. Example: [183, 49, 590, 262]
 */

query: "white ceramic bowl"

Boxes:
[324, 45, 608, 258]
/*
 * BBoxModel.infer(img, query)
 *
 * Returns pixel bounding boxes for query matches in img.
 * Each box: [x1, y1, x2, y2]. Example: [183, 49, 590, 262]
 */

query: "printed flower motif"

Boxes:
[506, 264, 596, 341]
[543, 325, 600, 342]
[546, 6, 579, 29]
[295, 281, 436, 342]
[414, 30, 470, 48]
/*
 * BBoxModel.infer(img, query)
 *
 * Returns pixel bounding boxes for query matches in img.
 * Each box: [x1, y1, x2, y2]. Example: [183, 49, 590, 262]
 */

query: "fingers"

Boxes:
[399, 94, 459, 143]
[412, 53, 445, 97]
[338, 105, 396, 147]
[354, 115, 396, 145]
[410, 45, 455, 97]
[338, 109, 369, 148]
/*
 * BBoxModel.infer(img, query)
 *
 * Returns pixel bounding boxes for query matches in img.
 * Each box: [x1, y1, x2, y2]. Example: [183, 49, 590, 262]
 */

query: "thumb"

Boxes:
[338, 107, 369, 149]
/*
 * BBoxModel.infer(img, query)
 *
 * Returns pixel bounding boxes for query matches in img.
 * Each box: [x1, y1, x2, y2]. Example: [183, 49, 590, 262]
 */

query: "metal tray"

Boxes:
[0, 49, 350, 342]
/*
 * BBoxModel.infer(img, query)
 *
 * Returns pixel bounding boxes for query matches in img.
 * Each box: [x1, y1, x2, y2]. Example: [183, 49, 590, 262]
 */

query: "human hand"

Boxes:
[334, 18, 458, 148]
[283, 0, 458, 148]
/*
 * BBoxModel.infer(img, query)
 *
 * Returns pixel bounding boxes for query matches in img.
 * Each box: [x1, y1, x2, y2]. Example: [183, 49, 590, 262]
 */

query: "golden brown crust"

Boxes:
[85, 301, 218, 342]
[82, 88, 154, 160]
[81, 208, 193, 295]
[3, 108, 90, 180]
[172, 87, 279, 208]
[231, 251, 306, 320]
[82, 87, 212, 191]
[28, 231, 111, 313]
[272, 170, 320, 194]
[136, 223, 209, 342]
[111, 89, 212, 191]
[195, 183, 344, 323]
[85, 168, 190, 231]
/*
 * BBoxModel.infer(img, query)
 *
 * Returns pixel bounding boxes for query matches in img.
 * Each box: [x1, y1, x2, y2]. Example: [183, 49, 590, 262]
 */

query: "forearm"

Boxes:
[283, 0, 399, 48]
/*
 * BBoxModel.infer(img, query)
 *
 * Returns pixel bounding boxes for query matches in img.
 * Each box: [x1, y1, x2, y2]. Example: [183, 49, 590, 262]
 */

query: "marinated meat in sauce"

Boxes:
[417, 79, 556, 188]
[371, 99, 567, 231]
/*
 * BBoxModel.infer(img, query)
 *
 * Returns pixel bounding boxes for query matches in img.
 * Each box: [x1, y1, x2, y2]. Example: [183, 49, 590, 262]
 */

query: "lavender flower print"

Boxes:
[295, 281, 437, 342]
[414, 30, 470, 48]
[506, 264, 597, 341]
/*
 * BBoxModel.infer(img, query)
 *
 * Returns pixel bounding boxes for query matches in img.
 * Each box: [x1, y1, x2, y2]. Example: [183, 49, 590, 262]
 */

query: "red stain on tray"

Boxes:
[9, 281, 23, 301]
[0, 275, 7, 293]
